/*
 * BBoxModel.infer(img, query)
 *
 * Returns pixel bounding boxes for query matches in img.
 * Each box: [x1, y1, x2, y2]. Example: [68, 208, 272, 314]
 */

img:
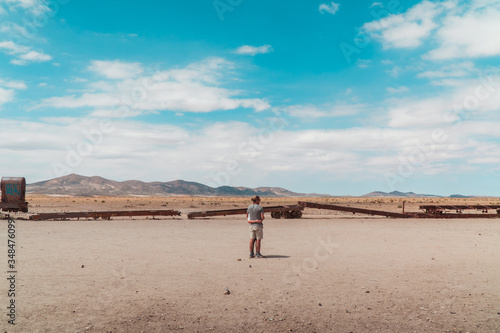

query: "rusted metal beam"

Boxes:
[298, 201, 407, 218]
[299, 201, 500, 218]
[420, 205, 500, 213]
[0, 202, 28, 213]
[420, 205, 500, 209]
[407, 212, 500, 219]
[187, 205, 303, 219]
[29, 210, 181, 220]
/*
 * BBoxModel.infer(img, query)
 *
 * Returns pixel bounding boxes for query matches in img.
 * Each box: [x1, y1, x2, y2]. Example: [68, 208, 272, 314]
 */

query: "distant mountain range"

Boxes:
[26, 174, 475, 198]
[362, 191, 472, 198]
[26, 174, 323, 197]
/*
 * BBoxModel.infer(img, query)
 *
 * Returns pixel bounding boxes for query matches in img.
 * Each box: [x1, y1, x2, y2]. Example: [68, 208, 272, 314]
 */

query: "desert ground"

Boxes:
[1, 196, 500, 332]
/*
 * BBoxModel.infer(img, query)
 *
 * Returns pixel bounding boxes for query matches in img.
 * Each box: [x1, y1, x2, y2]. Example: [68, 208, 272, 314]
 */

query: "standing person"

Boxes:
[247, 195, 265, 258]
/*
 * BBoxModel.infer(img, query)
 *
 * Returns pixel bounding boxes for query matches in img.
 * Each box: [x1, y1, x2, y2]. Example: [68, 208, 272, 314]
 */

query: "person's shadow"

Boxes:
[262, 255, 290, 259]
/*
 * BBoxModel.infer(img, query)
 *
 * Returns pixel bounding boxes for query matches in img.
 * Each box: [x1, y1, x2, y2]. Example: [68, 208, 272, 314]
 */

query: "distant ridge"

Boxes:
[25, 175, 480, 198]
[362, 191, 472, 198]
[26, 174, 328, 197]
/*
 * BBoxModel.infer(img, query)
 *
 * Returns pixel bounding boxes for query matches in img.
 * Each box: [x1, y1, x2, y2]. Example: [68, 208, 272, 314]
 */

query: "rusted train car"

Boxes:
[0, 177, 28, 213]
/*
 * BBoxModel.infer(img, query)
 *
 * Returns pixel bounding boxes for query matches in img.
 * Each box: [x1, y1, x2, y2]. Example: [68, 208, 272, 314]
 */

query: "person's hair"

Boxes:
[251, 195, 260, 203]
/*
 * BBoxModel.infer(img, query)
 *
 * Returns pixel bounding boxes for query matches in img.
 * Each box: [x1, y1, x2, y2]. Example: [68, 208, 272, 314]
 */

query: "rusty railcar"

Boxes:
[187, 205, 303, 219]
[0, 177, 28, 212]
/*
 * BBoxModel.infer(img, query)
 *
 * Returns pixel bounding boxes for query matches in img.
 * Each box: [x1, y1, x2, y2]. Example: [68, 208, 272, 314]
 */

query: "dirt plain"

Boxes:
[1, 195, 500, 332]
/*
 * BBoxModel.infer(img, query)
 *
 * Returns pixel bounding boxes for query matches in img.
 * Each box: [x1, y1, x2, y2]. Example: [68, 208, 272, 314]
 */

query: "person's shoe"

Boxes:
[249, 253, 255, 259]
[255, 253, 265, 258]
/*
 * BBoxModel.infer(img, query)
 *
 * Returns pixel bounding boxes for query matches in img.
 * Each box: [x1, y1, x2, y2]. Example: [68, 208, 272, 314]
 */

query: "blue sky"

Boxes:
[1, 0, 500, 196]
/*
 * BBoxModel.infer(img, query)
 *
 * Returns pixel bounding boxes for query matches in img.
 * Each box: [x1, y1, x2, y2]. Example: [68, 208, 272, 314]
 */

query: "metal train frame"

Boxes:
[2, 175, 499, 220]
[0, 177, 28, 213]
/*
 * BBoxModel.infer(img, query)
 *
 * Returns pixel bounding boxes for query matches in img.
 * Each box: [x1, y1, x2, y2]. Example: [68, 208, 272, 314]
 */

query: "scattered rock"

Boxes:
[450, 311, 456, 314]
[81, 265, 85, 268]
[319, 303, 322, 306]
[365, 291, 370, 293]
[249, 265, 252, 268]
[224, 288, 230, 295]
[237, 258, 242, 261]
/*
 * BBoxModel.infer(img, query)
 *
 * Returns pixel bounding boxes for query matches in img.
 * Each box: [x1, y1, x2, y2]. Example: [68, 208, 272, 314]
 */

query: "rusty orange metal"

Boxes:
[299, 201, 500, 219]
[0, 177, 28, 212]
[187, 205, 303, 219]
[29, 209, 181, 220]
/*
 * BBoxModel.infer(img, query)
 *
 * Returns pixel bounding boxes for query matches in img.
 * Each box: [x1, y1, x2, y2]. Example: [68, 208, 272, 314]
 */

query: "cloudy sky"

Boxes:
[1, 0, 500, 196]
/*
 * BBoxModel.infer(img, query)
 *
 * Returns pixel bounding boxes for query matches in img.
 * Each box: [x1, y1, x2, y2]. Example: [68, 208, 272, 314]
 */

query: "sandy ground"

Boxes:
[1, 196, 500, 332]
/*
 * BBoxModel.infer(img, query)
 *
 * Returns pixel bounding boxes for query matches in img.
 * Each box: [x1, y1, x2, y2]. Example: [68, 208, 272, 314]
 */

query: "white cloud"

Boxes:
[0, 40, 51, 65]
[386, 97, 451, 128]
[0, 78, 26, 89]
[234, 45, 273, 56]
[357, 59, 371, 68]
[0, 40, 29, 54]
[417, 62, 477, 86]
[363, 0, 500, 60]
[0, 22, 31, 38]
[284, 103, 366, 118]
[37, 57, 270, 114]
[2, 0, 51, 15]
[418, 61, 475, 79]
[362, 0, 442, 48]
[89, 109, 147, 118]
[71, 77, 88, 83]
[92, 32, 139, 40]
[19, 50, 50, 61]
[370, 2, 383, 8]
[424, 3, 500, 60]
[88, 60, 144, 79]
[0, 87, 15, 106]
[388, 66, 401, 77]
[9, 59, 24, 65]
[319, 2, 340, 15]
[386, 86, 409, 94]
[0, 116, 453, 184]
[0, 77, 25, 107]
[387, 75, 500, 128]
[2, 111, 500, 186]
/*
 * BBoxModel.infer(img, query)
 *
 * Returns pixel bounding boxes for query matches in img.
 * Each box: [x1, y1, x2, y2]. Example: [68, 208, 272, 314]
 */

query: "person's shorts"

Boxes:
[249, 224, 263, 240]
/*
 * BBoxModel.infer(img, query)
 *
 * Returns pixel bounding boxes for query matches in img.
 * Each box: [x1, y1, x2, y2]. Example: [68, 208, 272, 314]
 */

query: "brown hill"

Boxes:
[26, 174, 318, 197]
